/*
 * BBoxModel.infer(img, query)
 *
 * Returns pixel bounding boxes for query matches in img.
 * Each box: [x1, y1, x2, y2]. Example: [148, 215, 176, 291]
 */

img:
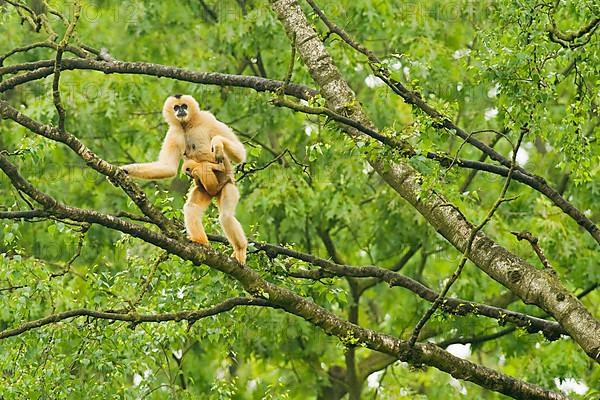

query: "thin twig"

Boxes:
[511, 231, 556, 274]
[408, 129, 526, 346]
[0, 297, 271, 340]
[52, 3, 81, 132]
[131, 252, 169, 308]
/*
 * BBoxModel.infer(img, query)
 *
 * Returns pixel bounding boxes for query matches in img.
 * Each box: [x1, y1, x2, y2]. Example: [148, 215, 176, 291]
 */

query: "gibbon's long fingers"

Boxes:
[184, 185, 213, 245]
[216, 183, 247, 264]
[213, 142, 225, 163]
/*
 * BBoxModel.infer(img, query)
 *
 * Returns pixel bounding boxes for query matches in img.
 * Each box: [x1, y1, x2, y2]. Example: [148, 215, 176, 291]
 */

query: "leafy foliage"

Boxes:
[0, 0, 598, 399]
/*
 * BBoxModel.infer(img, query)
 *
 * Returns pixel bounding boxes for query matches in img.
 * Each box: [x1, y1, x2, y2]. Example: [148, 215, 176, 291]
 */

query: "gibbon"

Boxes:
[122, 94, 248, 264]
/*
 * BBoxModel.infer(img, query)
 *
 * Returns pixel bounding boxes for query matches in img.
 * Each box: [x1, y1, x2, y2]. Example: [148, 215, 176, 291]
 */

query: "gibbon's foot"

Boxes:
[232, 249, 246, 265]
[189, 236, 210, 246]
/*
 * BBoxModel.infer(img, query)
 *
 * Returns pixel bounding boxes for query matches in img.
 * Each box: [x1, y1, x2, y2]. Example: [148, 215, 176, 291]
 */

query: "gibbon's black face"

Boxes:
[173, 103, 188, 119]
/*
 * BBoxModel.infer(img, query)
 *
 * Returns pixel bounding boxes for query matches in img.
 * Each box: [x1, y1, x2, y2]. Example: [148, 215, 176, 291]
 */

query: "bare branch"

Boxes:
[0, 58, 318, 100]
[0, 41, 91, 65]
[511, 231, 556, 273]
[0, 297, 271, 340]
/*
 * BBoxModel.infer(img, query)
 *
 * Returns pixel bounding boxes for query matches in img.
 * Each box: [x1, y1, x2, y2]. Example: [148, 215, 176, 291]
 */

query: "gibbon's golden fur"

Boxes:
[122, 94, 248, 264]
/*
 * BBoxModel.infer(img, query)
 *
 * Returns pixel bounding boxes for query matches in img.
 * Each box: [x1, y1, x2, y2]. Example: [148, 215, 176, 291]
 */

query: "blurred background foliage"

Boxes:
[0, 0, 598, 398]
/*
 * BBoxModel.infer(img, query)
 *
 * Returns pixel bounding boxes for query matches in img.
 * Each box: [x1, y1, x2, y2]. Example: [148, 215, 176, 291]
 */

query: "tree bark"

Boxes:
[269, 0, 599, 363]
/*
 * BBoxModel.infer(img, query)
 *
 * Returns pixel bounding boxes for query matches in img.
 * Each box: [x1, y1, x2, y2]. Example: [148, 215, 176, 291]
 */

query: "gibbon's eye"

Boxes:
[173, 105, 180, 111]
[181, 104, 188, 110]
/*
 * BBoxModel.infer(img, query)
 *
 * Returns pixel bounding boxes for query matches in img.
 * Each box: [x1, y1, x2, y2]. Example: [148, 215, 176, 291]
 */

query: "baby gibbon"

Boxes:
[122, 94, 248, 264]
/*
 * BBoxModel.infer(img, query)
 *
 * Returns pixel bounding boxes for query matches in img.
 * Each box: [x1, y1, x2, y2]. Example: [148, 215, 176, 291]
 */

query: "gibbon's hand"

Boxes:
[211, 137, 225, 163]
[182, 159, 199, 177]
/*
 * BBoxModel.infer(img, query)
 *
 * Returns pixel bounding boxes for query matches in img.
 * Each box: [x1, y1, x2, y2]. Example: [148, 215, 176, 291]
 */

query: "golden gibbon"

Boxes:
[122, 94, 247, 264]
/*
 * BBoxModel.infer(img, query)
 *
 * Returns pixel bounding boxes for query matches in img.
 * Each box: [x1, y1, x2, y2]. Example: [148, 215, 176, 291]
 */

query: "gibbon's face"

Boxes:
[163, 94, 200, 126]
[173, 102, 188, 119]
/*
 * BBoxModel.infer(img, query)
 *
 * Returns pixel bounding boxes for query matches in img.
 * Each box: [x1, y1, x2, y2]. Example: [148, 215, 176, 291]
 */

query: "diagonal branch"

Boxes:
[0, 151, 569, 400]
[1, 55, 593, 239]
[408, 130, 525, 346]
[271, 0, 599, 363]
[279, 257, 567, 340]
[511, 230, 556, 273]
[272, 95, 599, 244]
[305, 0, 600, 246]
[0, 209, 567, 340]
[0, 100, 179, 236]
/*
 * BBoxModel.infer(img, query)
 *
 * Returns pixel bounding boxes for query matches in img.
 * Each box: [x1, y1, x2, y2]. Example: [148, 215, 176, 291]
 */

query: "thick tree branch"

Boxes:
[0, 209, 566, 339]
[305, 0, 600, 246]
[0, 100, 179, 236]
[0, 58, 318, 100]
[1, 56, 595, 244]
[0, 150, 568, 400]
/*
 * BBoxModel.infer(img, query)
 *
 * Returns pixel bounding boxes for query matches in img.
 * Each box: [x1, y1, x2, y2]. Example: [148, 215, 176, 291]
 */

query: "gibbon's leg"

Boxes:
[184, 184, 213, 245]
[216, 183, 247, 264]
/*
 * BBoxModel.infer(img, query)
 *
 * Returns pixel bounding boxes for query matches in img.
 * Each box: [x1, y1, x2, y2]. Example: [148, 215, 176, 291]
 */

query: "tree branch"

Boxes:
[51, 3, 81, 132]
[0, 150, 569, 399]
[0, 58, 318, 100]
[0, 297, 271, 340]
[1, 55, 594, 245]
[0, 100, 180, 236]
[305, 0, 600, 246]
[271, 0, 599, 363]
[0, 207, 566, 340]
[511, 230, 556, 273]
[409, 129, 525, 346]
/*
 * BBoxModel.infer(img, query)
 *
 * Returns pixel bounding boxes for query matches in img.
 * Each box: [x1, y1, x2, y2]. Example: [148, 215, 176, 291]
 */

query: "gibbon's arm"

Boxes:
[122, 131, 184, 179]
[210, 123, 246, 164]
